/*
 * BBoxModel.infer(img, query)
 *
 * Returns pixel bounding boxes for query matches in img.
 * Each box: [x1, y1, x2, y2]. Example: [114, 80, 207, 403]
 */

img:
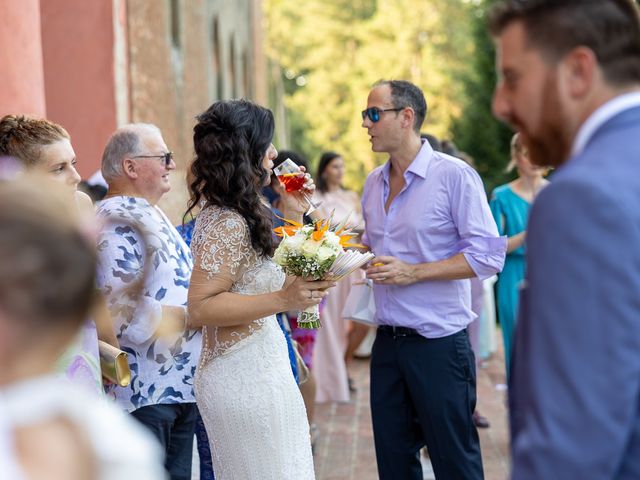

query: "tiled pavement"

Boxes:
[313, 331, 510, 480]
[191, 330, 508, 480]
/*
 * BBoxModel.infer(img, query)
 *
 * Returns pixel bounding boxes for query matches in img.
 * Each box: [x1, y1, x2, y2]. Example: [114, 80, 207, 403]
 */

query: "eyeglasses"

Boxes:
[131, 151, 174, 167]
[361, 107, 404, 123]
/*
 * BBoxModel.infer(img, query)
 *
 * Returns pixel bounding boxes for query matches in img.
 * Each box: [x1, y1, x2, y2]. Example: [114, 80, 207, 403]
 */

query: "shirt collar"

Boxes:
[406, 140, 433, 179]
[572, 91, 640, 156]
[101, 195, 152, 208]
[381, 139, 433, 182]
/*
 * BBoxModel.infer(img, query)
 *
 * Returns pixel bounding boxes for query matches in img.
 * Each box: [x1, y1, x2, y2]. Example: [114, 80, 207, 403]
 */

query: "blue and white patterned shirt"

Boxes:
[96, 196, 201, 412]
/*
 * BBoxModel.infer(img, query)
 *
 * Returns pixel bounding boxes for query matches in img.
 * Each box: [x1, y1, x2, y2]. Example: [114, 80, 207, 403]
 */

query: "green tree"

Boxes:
[451, 0, 515, 193]
[264, 0, 476, 191]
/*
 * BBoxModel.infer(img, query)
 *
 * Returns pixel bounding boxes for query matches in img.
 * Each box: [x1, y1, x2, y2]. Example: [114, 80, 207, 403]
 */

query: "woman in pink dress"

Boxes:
[312, 151, 369, 403]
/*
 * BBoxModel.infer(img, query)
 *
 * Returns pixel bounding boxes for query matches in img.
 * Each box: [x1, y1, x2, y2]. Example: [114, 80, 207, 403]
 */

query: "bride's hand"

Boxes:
[280, 167, 316, 219]
[279, 276, 335, 311]
[279, 188, 308, 218]
[298, 166, 316, 196]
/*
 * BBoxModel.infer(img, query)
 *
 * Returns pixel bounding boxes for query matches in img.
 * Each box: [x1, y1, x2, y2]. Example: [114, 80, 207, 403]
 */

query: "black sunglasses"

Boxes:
[131, 151, 174, 167]
[361, 107, 404, 123]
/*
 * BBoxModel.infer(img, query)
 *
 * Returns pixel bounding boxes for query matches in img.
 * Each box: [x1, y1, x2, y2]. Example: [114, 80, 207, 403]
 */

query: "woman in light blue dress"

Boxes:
[490, 133, 548, 378]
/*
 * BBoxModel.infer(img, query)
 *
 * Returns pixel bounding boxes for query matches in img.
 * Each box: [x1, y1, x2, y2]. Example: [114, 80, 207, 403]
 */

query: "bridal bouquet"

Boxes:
[273, 215, 374, 328]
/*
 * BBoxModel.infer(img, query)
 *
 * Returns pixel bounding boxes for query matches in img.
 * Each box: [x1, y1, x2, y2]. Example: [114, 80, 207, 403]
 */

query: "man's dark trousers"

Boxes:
[371, 327, 484, 479]
[131, 402, 199, 480]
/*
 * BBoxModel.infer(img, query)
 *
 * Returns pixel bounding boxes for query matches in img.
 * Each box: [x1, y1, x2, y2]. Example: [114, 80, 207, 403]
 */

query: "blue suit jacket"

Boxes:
[510, 106, 640, 479]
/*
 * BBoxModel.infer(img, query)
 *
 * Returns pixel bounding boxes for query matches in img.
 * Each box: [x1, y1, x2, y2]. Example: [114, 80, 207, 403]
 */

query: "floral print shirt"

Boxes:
[96, 196, 201, 412]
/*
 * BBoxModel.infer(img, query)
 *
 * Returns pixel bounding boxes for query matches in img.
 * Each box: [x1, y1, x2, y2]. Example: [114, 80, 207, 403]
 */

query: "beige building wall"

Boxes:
[1, 0, 269, 224]
[127, 0, 266, 224]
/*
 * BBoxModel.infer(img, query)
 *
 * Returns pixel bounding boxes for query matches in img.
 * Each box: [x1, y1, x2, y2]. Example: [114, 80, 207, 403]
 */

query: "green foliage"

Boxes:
[450, 0, 514, 194]
[264, 0, 477, 191]
[266, 0, 640, 195]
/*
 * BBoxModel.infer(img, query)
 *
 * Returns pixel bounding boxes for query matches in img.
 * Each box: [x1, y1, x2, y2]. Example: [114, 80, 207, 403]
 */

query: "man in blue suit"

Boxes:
[489, 1, 640, 478]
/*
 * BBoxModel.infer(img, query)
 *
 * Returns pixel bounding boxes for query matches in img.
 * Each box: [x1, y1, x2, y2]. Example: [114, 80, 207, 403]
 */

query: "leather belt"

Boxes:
[377, 325, 419, 337]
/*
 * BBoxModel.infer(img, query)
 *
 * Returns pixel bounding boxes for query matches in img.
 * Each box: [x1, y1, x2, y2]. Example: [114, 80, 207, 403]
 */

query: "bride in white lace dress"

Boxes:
[186, 100, 333, 479]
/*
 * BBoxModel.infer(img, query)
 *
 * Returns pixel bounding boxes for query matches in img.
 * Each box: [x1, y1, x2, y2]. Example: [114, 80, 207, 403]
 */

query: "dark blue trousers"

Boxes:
[195, 409, 215, 480]
[370, 328, 483, 480]
[131, 403, 198, 480]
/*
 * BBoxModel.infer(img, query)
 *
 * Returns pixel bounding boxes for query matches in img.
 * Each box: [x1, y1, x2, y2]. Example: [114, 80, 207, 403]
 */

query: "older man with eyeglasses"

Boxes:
[361, 80, 506, 480]
[96, 123, 202, 480]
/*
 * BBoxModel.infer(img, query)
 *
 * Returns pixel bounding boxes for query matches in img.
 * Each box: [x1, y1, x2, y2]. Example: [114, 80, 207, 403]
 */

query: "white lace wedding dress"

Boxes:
[191, 206, 315, 480]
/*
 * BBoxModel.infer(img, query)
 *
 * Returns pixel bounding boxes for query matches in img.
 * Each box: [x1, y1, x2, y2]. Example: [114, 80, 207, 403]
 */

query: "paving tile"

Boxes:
[314, 327, 510, 480]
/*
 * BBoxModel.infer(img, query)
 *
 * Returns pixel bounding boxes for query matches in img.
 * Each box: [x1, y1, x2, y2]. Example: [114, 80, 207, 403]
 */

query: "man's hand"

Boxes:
[366, 256, 417, 286]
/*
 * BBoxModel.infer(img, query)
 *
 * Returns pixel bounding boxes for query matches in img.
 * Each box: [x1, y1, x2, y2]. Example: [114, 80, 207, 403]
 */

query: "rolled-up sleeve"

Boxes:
[452, 168, 507, 280]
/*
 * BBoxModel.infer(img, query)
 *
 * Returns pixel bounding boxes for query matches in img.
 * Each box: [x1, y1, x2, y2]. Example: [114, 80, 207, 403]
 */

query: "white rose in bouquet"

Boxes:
[285, 231, 305, 251]
[323, 231, 341, 248]
[302, 238, 322, 257]
[317, 244, 338, 263]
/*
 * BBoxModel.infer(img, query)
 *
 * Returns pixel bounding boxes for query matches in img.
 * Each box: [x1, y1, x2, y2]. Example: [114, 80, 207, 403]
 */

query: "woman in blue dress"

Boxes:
[490, 133, 549, 378]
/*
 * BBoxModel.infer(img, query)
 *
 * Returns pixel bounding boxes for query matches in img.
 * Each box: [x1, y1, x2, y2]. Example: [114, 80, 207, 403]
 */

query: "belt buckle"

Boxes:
[393, 326, 408, 338]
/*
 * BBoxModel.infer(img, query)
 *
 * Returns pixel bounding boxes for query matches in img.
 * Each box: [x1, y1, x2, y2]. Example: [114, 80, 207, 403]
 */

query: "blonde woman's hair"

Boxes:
[0, 115, 70, 167]
[506, 132, 526, 172]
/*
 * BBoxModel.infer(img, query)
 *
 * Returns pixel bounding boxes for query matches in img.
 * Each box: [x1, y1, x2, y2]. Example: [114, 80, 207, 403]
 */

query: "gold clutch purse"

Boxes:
[98, 340, 132, 387]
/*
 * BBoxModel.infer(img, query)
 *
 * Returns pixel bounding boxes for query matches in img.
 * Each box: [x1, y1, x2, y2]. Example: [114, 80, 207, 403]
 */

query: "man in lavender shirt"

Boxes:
[361, 80, 506, 480]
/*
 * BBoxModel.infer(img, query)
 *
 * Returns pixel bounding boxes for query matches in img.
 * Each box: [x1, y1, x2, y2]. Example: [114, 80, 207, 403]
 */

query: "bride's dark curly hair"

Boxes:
[187, 100, 275, 257]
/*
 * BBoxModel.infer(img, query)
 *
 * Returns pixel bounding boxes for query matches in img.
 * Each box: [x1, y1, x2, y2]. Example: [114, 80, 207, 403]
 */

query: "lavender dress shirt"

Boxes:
[362, 141, 506, 339]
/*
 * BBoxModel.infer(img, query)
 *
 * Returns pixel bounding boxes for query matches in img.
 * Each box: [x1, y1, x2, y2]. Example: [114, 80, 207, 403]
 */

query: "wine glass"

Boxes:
[273, 158, 321, 215]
